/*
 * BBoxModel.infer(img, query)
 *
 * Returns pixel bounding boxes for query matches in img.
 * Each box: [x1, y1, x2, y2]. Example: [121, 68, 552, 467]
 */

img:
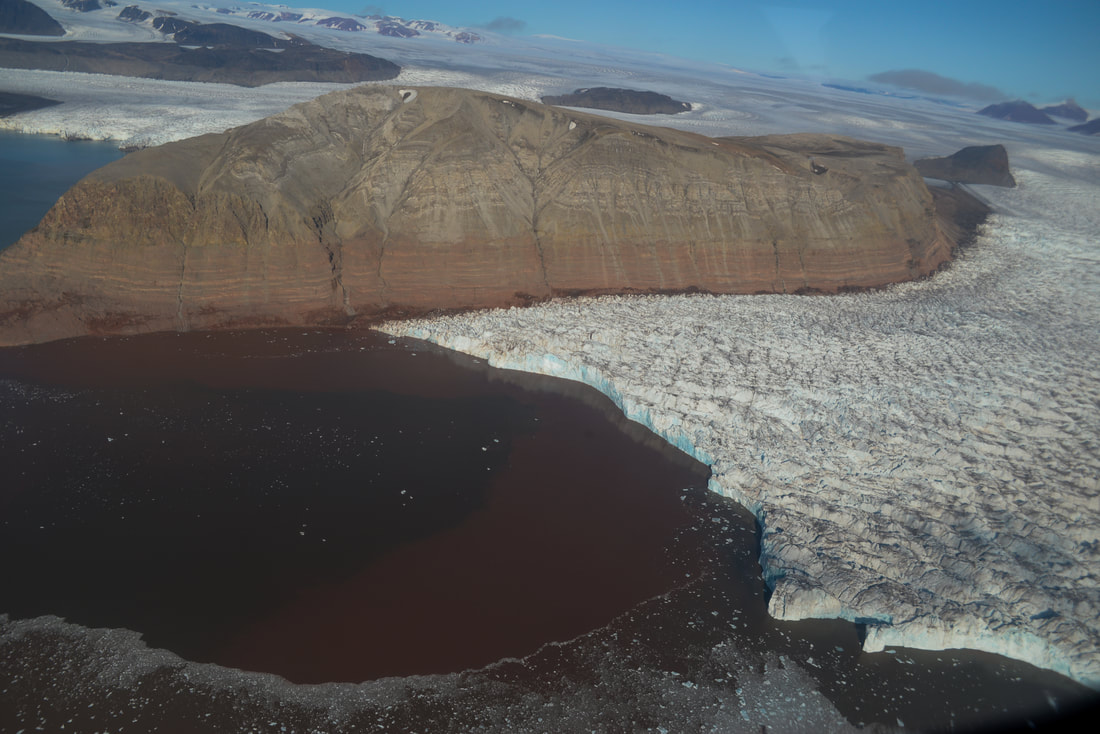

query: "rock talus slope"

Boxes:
[0, 84, 953, 345]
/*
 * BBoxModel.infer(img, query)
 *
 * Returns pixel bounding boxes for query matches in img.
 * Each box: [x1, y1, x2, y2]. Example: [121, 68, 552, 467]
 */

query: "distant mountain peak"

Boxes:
[1041, 98, 1088, 122]
[977, 100, 1056, 125]
[211, 4, 482, 44]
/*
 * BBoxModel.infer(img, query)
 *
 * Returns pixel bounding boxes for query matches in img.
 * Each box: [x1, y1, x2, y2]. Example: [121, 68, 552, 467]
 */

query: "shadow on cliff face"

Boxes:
[930, 183, 995, 250]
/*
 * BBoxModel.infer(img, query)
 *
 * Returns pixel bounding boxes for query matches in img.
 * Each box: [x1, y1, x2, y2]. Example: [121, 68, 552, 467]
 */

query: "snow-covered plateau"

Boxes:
[3, 0, 1100, 691]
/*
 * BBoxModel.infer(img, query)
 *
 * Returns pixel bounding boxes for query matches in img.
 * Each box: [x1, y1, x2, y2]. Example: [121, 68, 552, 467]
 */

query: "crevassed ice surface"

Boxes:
[382, 154, 1100, 686]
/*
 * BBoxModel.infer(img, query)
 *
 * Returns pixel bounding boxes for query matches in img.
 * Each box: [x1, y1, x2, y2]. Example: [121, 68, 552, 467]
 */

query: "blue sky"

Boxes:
[321, 1, 1100, 108]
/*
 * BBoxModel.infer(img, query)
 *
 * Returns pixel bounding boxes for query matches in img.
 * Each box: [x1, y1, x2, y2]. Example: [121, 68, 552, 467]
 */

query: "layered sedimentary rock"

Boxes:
[117, 6, 152, 24]
[0, 85, 954, 345]
[915, 144, 1017, 187]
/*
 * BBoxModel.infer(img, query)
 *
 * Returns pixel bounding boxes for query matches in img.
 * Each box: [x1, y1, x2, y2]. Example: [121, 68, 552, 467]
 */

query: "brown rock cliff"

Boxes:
[915, 144, 1016, 188]
[0, 85, 955, 345]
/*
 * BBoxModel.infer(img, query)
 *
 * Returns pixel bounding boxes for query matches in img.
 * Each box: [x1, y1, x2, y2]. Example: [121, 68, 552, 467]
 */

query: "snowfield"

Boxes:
[3, 0, 1100, 690]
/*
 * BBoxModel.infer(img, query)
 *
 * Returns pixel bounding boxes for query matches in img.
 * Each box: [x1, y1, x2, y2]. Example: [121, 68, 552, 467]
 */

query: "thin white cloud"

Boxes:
[484, 17, 526, 34]
[869, 69, 1006, 102]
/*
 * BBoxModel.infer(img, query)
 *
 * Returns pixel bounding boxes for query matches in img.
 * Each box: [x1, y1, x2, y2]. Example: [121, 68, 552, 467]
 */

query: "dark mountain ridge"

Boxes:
[978, 100, 1056, 124]
[1041, 99, 1088, 122]
[0, 0, 65, 35]
[0, 29, 399, 86]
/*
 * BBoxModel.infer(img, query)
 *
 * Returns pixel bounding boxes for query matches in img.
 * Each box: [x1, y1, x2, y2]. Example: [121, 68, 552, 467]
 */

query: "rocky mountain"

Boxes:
[169, 21, 287, 48]
[0, 33, 399, 86]
[220, 6, 482, 44]
[116, 4, 150, 23]
[978, 100, 1056, 124]
[0, 85, 956, 346]
[1041, 99, 1089, 122]
[4, 0, 481, 45]
[0, 0, 65, 35]
[914, 144, 1016, 187]
[1068, 118, 1100, 135]
[243, 11, 304, 24]
[151, 16, 195, 34]
[61, 0, 107, 11]
[542, 87, 692, 115]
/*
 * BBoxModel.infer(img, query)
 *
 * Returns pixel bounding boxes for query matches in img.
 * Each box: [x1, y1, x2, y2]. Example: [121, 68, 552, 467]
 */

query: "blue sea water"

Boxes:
[0, 130, 123, 250]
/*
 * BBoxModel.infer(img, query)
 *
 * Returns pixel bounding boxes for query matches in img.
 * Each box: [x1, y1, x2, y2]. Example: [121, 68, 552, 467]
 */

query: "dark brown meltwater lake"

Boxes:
[0, 329, 1094, 733]
[0, 329, 706, 683]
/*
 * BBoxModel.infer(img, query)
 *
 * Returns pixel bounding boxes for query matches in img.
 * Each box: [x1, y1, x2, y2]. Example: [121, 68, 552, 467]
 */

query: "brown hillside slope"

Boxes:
[0, 85, 955, 345]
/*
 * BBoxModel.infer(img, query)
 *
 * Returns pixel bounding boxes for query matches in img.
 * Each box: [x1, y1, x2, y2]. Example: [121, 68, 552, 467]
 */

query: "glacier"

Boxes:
[380, 159, 1100, 688]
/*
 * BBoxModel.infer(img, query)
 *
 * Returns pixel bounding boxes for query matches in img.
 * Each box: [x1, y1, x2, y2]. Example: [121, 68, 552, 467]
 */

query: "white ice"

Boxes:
[380, 153, 1100, 687]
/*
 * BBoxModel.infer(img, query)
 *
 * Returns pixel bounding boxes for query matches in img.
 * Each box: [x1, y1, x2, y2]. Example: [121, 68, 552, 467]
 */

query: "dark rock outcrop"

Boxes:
[1041, 99, 1088, 122]
[172, 22, 286, 48]
[316, 17, 365, 32]
[0, 36, 400, 86]
[215, 6, 482, 44]
[151, 16, 196, 34]
[914, 144, 1016, 187]
[0, 90, 61, 117]
[978, 100, 1056, 124]
[0, 85, 956, 346]
[543, 87, 692, 115]
[61, 0, 102, 11]
[117, 5, 150, 23]
[247, 11, 302, 23]
[377, 20, 418, 38]
[0, 0, 65, 36]
[1068, 118, 1100, 135]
